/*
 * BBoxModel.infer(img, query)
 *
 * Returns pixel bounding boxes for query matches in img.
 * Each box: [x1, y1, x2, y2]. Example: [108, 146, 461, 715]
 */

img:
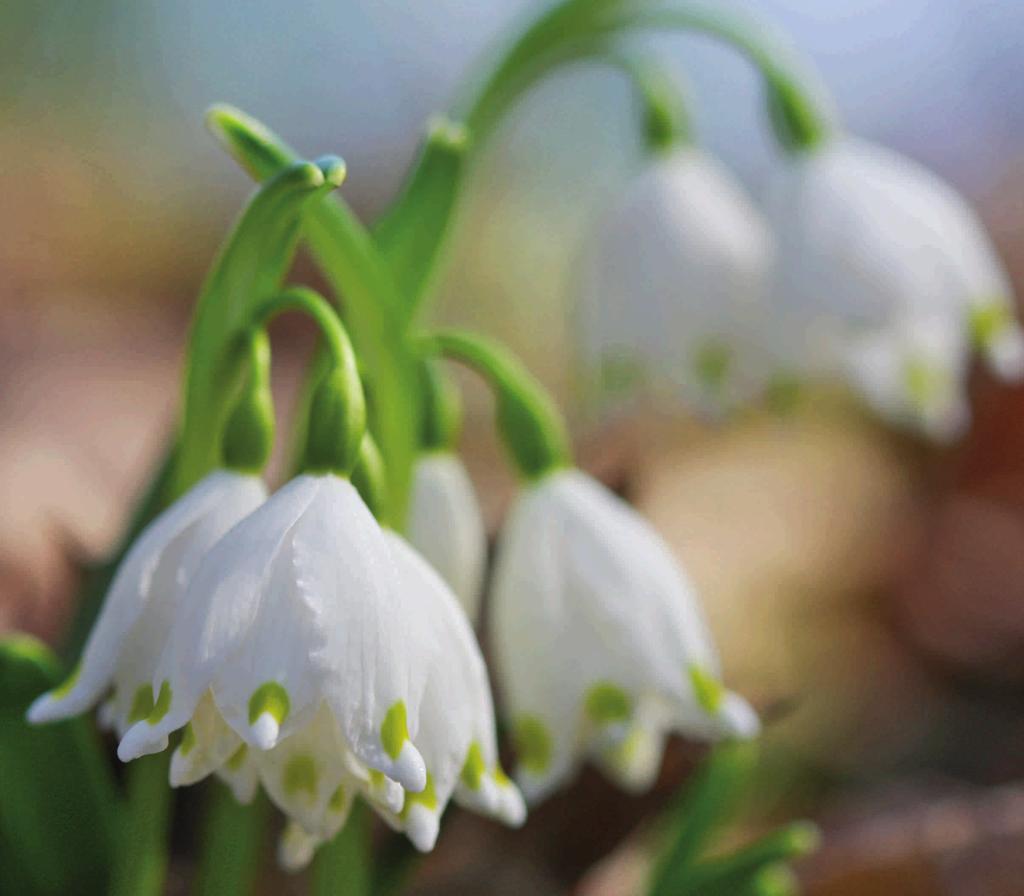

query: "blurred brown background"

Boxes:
[4, 1, 1024, 893]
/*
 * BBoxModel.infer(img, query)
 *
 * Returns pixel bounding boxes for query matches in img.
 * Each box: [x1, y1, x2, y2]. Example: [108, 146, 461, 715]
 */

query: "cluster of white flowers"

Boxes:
[29, 441, 753, 868]
[578, 136, 1024, 439]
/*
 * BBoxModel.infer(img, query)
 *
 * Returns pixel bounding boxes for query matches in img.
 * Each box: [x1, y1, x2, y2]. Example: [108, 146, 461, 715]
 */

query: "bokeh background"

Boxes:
[4, 1, 1024, 893]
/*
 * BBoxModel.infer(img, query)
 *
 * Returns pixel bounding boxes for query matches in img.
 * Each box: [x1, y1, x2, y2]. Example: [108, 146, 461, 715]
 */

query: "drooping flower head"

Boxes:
[576, 148, 774, 415]
[492, 468, 757, 801]
[766, 136, 1024, 434]
[27, 327, 276, 734]
[424, 329, 757, 803]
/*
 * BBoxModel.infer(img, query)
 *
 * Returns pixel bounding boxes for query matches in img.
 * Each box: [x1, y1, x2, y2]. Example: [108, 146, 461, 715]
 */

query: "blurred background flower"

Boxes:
[4, 1, 1024, 893]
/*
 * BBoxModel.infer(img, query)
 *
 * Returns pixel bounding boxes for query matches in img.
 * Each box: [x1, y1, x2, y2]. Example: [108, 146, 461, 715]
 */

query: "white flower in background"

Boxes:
[766, 137, 1024, 412]
[406, 452, 487, 622]
[117, 473, 429, 796]
[491, 469, 758, 803]
[575, 147, 774, 414]
[27, 471, 267, 733]
[843, 312, 972, 442]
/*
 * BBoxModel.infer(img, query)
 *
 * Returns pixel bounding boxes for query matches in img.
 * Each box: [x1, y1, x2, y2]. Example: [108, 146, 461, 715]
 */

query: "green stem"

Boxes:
[193, 787, 271, 896]
[109, 754, 172, 896]
[312, 803, 372, 896]
[424, 329, 571, 481]
[647, 741, 760, 896]
[672, 822, 819, 895]
[602, 50, 693, 152]
[253, 286, 359, 371]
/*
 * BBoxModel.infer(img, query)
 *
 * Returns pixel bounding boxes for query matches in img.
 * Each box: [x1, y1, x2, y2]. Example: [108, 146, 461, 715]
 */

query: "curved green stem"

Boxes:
[253, 286, 358, 372]
[424, 329, 571, 481]
[251, 287, 366, 477]
[172, 155, 346, 498]
[601, 49, 693, 153]
[206, 105, 421, 523]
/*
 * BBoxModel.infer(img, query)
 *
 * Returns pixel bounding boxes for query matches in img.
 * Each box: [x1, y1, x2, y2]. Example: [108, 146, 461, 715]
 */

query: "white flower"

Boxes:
[117, 473, 430, 795]
[377, 531, 524, 851]
[575, 147, 774, 414]
[843, 312, 971, 441]
[27, 470, 267, 733]
[491, 469, 757, 803]
[766, 136, 1024, 388]
[116, 471, 525, 861]
[406, 452, 487, 622]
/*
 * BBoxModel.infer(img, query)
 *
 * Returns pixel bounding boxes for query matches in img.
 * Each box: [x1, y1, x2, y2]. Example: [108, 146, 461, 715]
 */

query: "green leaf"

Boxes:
[0, 635, 120, 896]
[372, 117, 470, 313]
[108, 754, 172, 896]
[172, 154, 346, 498]
[668, 821, 819, 895]
[206, 105, 421, 525]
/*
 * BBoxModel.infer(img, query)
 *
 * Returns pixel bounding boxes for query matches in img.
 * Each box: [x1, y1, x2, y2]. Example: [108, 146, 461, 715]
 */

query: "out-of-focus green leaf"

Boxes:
[0, 635, 120, 896]
[207, 105, 421, 525]
[312, 803, 371, 896]
[670, 821, 820, 895]
[193, 785, 270, 896]
[371, 117, 469, 313]
[647, 741, 759, 896]
[108, 754, 172, 896]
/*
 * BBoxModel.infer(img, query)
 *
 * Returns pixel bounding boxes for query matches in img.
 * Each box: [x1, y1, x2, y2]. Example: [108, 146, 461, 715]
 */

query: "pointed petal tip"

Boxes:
[249, 712, 281, 750]
[988, 326, 1024, 381]
[25, 693, 60, 725]
[495, 779, 527, 827]
[404, 803, 441, 853]
[277, 823, 319, 873]
[719, 693, 761, 741]
[117, 722, 169, 762]
[383, 742, 427, 794]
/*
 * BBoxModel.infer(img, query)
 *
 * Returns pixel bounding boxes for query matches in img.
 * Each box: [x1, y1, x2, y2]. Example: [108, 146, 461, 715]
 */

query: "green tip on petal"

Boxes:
[248, 681, 290, 727]
[226, 744, 248, 771]
[283, 754, 319, 798]
[328, 785, 346, 812]
[969, 302, 1014, 348]
[381, 701, 410, 761]
[689, 665, 725, 715]
[513, 715, 553, 774]
[460, 741, 487, 791]
[180, 722, 197, 756]
[584, 682, 633, 725]
[127, 685, 155, 725]
[904, 357, 942, 411]
[51, 661, 82, 700]
[400, 773, 438, 819]
[147, 680, 173, 724]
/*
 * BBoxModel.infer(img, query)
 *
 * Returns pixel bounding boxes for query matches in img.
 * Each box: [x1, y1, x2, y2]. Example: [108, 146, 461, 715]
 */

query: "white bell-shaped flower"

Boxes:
[377, 531, 524, 851]
[766, 136, 1024, 385]
[406, 452, 487, 622]
[575, 147, 774, 414]
[491, 468, 757, 803]
[27, 470, 267, 733]
[843, 312, 972, 441]
[161, 521, 525, 865]
[117, 473, 430, 795]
